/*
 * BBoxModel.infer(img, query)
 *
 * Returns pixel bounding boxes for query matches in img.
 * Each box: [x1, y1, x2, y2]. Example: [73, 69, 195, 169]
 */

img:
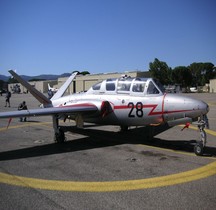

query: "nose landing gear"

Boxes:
[194, 118, 208, 156]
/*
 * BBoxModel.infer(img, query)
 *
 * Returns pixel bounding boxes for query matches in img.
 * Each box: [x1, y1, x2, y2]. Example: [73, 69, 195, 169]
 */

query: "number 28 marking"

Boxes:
[128, 102, 143, 118]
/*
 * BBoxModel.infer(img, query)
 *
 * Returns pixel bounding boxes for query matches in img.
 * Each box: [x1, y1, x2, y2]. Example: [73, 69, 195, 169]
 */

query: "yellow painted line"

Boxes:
[0, 161, 216, 192]
[0, 120, 216, 192]
[208, 102, 216, 107]
[179, 124, 216, 136]
[206, 129, 216, 136]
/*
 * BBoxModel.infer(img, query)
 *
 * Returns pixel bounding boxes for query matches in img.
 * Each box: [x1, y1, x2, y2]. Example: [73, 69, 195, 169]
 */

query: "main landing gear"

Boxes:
[54, 128, 65, 143]
[53, 115, 66, 143]
[194, 117, 208, 156]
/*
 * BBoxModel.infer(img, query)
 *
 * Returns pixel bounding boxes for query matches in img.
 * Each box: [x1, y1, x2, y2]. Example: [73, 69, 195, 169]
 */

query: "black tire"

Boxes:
[55, 128, 65, 143]
[194, 143, 204, 156]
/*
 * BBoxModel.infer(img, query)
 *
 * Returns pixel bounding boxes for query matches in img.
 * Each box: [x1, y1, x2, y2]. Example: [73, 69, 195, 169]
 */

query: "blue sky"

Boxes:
[0, 0, 215, 76]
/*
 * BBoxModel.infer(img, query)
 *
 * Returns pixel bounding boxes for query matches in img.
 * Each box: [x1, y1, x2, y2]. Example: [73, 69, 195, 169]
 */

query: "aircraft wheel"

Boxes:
[55, 128, 65, 143]
[194, 143, 204, 156]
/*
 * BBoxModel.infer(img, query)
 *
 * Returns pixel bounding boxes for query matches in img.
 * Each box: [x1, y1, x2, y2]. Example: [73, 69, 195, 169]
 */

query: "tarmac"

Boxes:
[0, 92, 216, 210]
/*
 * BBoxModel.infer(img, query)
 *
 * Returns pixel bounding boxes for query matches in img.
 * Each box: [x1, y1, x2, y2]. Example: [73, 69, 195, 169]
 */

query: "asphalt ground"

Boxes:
[0, 93, 216, 210]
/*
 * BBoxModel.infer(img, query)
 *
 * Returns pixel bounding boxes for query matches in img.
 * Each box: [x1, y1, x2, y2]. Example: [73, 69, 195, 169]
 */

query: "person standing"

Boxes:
[5, 91, 11, 107]
[18, 101, 28, 122]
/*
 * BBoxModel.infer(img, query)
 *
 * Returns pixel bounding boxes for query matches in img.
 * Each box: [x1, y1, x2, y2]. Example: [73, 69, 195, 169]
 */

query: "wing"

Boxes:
[0, 104, 98, 119]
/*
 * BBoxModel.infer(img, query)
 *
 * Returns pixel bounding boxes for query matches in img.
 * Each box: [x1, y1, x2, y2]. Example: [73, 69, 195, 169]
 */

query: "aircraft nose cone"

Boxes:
[205, 103, 209, 114]
[198, 100, 209, 115]
[164, 94, 209, 120]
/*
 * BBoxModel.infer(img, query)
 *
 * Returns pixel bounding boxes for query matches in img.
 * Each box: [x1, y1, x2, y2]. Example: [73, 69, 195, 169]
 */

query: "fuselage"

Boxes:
[51, 77, 209, 127]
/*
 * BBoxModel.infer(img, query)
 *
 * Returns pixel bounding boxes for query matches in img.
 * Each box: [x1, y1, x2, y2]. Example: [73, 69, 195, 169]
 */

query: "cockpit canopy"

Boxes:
[87, 76, 165, 96]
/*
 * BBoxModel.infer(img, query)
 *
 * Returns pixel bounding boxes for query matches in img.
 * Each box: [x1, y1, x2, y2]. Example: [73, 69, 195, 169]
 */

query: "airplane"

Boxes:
[47, 83, 58, 98]
[48, 83, 59, 93]
[0, 70, 210, 156]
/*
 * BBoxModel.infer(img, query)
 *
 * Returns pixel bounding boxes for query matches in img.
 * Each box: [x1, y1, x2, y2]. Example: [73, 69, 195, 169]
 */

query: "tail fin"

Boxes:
[50, 72, 78, 100]
[9, 70, 78, 105]
[9, 70, 51, 106]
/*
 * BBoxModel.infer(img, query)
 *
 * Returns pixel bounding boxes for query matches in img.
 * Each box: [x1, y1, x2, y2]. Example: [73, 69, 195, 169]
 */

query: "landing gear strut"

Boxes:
[194, 119, 207, 156]
[53, 115, 66, 143]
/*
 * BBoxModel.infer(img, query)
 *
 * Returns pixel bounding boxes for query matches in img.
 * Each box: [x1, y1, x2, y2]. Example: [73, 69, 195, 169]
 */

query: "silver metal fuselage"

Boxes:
[51, 77, 209, 127]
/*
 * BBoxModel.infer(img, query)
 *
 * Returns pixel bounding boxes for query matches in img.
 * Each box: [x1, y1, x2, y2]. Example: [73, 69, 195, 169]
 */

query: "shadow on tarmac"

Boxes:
[0, 126, 216, 161]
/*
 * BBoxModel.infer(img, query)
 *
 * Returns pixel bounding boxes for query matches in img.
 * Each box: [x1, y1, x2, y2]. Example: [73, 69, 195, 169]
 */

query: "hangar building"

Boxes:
[8, 71, 150, 95]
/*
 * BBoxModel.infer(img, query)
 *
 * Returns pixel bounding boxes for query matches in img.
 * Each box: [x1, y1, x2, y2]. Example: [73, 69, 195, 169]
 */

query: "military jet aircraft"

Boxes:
[0, 70, 210, 156]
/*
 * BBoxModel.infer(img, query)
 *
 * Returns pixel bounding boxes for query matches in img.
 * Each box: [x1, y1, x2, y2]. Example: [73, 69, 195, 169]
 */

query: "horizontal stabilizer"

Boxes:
[9, 70, 51, 106]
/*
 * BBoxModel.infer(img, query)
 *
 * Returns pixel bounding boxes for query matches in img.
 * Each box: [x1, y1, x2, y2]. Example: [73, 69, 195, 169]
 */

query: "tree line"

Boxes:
[149, 58, 216, 87]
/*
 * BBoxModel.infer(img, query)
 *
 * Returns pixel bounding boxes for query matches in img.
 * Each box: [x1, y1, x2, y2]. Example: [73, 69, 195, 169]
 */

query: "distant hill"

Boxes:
[0, 73, 71, 82]
[0, 75, 10, 81]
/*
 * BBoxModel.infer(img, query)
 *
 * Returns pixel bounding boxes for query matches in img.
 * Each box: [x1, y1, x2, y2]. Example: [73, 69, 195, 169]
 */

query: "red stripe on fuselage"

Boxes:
[114, 104, 192, 116]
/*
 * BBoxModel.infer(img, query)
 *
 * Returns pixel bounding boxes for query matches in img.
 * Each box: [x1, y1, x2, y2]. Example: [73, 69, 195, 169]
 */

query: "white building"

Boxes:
[210, 79, 216, 93]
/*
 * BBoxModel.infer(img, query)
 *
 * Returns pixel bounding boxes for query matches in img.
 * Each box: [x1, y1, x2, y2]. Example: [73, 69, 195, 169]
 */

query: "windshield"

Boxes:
[147, 81, 160, 94]
[153, 79, 165, 93]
